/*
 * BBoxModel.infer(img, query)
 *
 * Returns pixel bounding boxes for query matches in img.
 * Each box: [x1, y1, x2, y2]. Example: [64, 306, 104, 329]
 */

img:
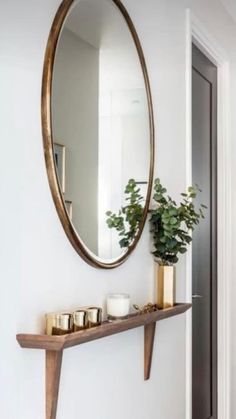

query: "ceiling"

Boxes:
[63, 0, 145, 91]
[220, 0, 236, 23]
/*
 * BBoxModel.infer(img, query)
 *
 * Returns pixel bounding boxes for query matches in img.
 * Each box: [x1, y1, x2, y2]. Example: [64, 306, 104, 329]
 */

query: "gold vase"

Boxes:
[156, 264, 176, 309]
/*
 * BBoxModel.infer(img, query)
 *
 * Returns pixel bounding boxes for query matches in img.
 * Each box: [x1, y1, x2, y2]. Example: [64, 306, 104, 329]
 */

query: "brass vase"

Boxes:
[156, 264, 176, 309]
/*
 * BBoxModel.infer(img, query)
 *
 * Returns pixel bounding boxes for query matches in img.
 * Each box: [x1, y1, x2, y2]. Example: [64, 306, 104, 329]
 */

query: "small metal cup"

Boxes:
[73, 309, 89, 332]
[87, 307, 102, 328]
[45, 312, 74, 336]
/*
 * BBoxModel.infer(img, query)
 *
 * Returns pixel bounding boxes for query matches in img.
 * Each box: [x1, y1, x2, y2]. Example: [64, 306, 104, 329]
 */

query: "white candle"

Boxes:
[107, 294, 130, 320]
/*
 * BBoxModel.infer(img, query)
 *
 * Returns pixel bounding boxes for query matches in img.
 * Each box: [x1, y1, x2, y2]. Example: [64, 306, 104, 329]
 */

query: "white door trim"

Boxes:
[185, 10, 231, 419]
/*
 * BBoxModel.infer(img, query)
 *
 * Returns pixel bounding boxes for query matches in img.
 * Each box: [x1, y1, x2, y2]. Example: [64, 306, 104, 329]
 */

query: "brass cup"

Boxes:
[45, 312, 74, 335]
[87, 307, 102, 328]
[73, 309, 89, 332]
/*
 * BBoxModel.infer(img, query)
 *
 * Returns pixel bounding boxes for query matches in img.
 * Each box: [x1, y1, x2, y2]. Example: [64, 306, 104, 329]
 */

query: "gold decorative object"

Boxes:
[133, 303, 159, 314]
[87, 307, 102, 327]
[46, 312, 74, 335]
[46, 307, 102, 335]
[73, 309, 88, 332]
[156, 265, 176, 309]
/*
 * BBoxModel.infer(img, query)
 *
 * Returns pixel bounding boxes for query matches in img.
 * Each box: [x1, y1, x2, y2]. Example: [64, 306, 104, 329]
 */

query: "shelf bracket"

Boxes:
[144, 322, 156, 380]
[46, 350, 63, 419]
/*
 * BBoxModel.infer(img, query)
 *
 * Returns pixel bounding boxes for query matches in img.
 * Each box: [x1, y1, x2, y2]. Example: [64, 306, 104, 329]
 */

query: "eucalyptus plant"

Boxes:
[149, 178, 206, 265]
[106, 179, 144, 249]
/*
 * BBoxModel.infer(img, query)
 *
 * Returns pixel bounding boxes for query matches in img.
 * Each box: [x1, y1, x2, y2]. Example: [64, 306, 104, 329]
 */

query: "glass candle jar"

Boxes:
[107, 294, 130, 321]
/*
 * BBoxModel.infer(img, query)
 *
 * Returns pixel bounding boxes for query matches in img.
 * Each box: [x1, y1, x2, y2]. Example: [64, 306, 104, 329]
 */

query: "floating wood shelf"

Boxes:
[17, 303, 191, 419]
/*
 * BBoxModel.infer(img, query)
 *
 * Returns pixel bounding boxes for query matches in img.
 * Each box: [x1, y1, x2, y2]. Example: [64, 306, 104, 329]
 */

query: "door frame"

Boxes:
[185, 10, 232, 419]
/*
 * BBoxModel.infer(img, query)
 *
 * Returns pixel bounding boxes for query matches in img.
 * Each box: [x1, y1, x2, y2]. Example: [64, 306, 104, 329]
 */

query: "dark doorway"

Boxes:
[192, 44, 218, 419]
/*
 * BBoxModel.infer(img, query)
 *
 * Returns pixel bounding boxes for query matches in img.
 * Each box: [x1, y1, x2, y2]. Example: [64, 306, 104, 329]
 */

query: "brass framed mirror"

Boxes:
[42, 0, 155, 269]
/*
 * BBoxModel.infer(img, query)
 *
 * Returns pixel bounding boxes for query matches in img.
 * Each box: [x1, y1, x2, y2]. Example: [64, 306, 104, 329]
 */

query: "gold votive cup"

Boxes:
[73, 309, 88, 332]
[46, 312, 74, 335]
[87, 307, 102, 328]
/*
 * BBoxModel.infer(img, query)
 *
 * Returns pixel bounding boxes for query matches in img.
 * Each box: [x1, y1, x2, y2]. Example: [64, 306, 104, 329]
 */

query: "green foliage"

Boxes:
[106, 177, 206, 263]
[149, 179, 206, 265]
[106, 179, 144, 249]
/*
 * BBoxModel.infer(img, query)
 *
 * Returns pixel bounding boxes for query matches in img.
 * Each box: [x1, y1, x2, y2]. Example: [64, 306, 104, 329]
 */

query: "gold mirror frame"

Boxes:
[41, 0, 155, 269]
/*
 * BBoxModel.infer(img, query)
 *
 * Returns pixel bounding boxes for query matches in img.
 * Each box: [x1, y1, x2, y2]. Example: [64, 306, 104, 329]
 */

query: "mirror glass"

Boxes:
[51, 0, 152, 263]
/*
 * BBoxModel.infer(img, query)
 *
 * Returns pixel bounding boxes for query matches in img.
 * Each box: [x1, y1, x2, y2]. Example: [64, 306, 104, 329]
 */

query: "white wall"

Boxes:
[230, 40, 236, 419]
[0, 1, 236, 419]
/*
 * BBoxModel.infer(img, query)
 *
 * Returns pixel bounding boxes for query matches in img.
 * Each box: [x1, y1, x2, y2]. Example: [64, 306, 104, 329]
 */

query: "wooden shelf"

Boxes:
[16, 303, 191, 419]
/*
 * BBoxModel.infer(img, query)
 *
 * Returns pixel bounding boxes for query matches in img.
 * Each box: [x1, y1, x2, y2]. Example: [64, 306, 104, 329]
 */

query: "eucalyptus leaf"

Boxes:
[149, 179, 206, 265]
[106, 179, 145, 250]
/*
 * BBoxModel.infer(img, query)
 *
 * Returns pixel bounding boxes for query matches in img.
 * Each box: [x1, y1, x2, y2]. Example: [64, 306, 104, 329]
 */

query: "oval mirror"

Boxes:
[42, 0, 154, 268]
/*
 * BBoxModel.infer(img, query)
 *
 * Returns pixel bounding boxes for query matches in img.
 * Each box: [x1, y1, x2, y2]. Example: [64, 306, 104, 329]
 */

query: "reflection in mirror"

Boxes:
[51, 0, 152, 263]
[106, 178, 145, 250]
